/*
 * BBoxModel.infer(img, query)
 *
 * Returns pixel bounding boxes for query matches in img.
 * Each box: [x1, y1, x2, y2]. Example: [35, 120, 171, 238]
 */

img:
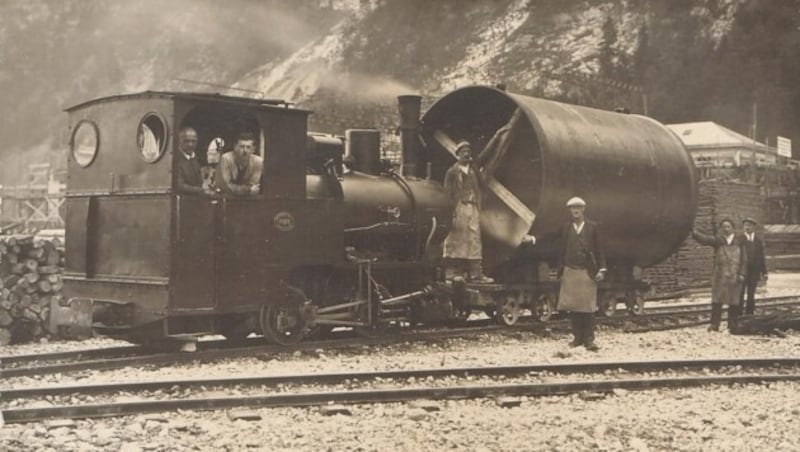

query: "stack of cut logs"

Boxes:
[0, 234, 65, 345]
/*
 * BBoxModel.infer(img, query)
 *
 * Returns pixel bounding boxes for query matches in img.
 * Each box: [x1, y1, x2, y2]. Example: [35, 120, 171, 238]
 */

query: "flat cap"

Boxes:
[566, 196, 586, 207]
[455, 141, 472, 155]
[742, 217, 758, 225]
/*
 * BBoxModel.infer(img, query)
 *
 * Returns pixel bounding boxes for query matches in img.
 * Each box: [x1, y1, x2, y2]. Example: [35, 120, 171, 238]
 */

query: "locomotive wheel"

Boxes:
[260, 287, 307, 346]
[496, 294, 521, 326]
[534, 292, 556, 322]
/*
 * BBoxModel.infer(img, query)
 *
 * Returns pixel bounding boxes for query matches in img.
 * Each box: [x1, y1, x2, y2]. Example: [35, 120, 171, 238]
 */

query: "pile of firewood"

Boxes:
[0, 234, 65, 345]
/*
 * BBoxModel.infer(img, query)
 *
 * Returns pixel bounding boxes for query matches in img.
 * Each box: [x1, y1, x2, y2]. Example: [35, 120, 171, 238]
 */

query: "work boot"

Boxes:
[584, 342, 600, 352]
[468, 261, 494, 284]
[472, 274, 495, 284]
[728, 304, 742, 334]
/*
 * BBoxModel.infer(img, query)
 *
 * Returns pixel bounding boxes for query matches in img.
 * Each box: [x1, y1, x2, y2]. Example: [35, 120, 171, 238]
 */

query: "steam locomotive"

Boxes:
[52, 86, 697, 345]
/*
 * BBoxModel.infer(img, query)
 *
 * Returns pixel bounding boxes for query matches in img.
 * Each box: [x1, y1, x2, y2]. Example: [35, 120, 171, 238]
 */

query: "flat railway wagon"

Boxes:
[52, 86, 697, 345]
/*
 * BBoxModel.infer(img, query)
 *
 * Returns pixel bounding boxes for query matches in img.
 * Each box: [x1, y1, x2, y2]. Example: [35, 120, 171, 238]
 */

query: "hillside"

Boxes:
[1, 0, 799, 183]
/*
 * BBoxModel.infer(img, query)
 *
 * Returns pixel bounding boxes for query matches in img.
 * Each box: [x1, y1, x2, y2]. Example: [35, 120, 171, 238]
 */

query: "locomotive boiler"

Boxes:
[53, 85, 697, 346]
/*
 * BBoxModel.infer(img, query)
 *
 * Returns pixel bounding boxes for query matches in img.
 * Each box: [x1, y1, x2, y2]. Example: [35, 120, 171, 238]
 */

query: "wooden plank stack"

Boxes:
[0, 234, 65, 345]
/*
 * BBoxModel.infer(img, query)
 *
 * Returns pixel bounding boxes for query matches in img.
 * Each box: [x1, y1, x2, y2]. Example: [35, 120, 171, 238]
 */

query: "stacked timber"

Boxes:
[0, 234, 65, 345]
[764, 224, 800, 270]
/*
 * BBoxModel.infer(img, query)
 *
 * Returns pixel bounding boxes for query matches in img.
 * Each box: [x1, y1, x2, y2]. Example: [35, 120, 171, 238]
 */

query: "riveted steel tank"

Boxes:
[420, 85, 697, 269]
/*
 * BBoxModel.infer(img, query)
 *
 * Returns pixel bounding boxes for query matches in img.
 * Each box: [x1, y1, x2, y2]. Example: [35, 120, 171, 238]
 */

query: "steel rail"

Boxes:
[3, 373, 800, 424]
[3, 295, 798, 378]
[0, 325, 533, 379]
[3, 358, 799, 401]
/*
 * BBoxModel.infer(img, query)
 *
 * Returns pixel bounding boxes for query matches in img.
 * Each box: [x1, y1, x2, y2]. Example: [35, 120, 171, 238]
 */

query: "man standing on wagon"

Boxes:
[442, 141, 494, 283]
[557, 196, 606, 352]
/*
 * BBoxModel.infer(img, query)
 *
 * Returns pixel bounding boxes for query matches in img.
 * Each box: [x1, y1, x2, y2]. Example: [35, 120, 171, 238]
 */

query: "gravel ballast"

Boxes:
[1, 275, 799, 451]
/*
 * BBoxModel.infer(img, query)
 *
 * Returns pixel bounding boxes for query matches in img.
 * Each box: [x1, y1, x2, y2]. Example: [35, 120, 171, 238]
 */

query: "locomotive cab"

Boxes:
[59, 92, 342, 342]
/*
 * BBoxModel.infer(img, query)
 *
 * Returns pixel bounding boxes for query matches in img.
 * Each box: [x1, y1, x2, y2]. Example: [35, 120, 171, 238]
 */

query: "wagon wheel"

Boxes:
[599, 291, 616, 317]
[260, 286, 307, 345]
[627, 292, 646, 316]
[534, 291, 556, 322]
[496, 293, 521, 326]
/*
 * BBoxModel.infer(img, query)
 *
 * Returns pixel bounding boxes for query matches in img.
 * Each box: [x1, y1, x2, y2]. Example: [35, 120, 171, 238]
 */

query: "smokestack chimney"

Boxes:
[398, 94, 422, 178]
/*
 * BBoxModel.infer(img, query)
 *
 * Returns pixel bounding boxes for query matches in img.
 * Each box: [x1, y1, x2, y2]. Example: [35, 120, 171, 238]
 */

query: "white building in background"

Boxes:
[667, 121, 797, 169]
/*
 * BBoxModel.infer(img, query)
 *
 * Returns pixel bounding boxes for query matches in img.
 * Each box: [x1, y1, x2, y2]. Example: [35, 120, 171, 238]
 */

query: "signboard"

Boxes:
[777, 136, 792, 158]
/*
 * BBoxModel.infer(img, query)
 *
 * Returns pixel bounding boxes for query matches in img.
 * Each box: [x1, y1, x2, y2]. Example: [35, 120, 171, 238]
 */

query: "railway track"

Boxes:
[3, 357, 799, 424]
[2, 295, 798, 379]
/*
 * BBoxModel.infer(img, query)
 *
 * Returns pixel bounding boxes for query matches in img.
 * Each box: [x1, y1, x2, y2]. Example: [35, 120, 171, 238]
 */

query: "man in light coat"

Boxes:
[443, 141, 493, 283]
[692, 218, 748, 332]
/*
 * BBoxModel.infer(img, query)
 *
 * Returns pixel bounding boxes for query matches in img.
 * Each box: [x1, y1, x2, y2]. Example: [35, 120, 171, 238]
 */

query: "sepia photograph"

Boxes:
[1, 0, 799, 450]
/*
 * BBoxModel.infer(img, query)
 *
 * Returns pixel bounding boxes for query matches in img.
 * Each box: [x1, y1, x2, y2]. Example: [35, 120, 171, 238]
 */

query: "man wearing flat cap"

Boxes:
[443, 140, 493, 283]
[556, 196, 606, 351]
[741, 217, 767, 315]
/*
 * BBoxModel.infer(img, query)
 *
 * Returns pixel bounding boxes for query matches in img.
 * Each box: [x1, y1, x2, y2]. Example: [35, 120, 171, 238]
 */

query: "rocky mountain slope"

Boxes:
[1, 0, 798, 181]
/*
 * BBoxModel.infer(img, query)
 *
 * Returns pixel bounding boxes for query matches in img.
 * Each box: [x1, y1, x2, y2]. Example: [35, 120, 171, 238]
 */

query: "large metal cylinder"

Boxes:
[420, 86, 697, 269]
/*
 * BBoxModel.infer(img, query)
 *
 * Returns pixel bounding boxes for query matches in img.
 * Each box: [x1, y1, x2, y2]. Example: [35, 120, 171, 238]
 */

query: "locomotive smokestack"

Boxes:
[398, 94, 422, 178]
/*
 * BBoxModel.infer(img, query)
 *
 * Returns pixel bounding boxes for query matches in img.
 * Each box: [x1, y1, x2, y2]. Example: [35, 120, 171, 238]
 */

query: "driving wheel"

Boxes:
[260, 286, 307, 345]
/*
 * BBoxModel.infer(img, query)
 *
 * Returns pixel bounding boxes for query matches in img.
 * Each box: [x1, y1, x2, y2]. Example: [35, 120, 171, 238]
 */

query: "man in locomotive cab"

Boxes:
[556, 197, 606, 352]
[217, 132, 263, 196]
[175, 127, 215, 196]
[443, 140, 494, 283]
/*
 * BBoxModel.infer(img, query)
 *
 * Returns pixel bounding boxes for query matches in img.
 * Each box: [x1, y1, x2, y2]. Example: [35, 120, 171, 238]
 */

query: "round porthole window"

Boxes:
[71, 120, 99, 167]
[138, 113, 167, 163]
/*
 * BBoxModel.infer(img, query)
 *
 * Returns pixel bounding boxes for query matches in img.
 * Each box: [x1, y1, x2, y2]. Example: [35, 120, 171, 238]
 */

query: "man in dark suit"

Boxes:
[556, 196, 607, 351]
[741, 217, 767, 315]
[175, 127, 214, 195]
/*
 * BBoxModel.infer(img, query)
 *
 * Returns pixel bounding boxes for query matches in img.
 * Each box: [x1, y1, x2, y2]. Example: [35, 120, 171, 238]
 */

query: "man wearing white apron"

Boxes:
[557, 197, 607, 351]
